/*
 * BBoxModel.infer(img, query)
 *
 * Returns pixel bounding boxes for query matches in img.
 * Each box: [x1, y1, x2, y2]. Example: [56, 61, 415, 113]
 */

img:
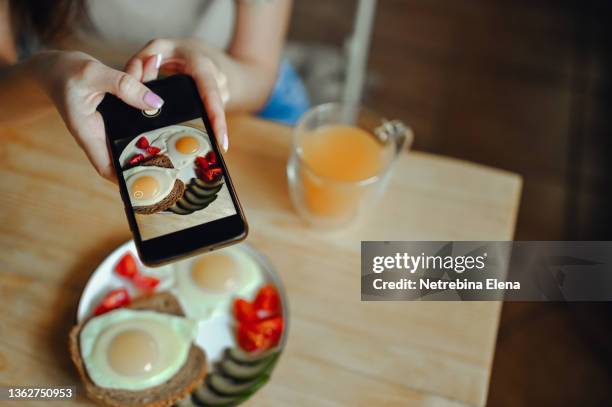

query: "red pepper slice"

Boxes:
[136, 136, 150, 149]
[254, 285, 281, 318]
[234, 299, 258, 323]
[132, 274, 160, 292]
[146, 146, 161, 156]
[129, 153, 145, 166]
[115, 253, 139, 279]
[93, 288, 130, 316]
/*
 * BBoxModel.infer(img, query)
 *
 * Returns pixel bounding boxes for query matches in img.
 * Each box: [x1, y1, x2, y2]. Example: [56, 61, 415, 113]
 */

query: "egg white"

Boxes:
[171, 246, 264, 320]
[123, 166, 179, 207]
[161, 129, 210, 169]
[79, 309, 197, 391]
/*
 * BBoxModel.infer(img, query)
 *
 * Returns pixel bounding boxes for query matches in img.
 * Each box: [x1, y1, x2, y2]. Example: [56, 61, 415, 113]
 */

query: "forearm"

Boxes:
[0, 54, 54, 123]
[206, 47, 277, 113]
[226, 60, 276, 113]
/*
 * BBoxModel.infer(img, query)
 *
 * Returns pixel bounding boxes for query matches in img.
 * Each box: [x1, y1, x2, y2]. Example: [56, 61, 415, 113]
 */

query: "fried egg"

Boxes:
[80, 309, 197, 390]
[159, 129, 210, 169]
[172, 246, 264, 320]
[123, 166, 179, 207]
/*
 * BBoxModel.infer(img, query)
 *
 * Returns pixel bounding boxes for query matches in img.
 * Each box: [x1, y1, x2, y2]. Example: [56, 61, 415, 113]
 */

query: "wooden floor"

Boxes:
[288, 0, 612, 405]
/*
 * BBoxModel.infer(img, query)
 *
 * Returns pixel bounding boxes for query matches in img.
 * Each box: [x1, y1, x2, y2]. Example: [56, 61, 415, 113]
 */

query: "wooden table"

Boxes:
[0, 113, 521, 406]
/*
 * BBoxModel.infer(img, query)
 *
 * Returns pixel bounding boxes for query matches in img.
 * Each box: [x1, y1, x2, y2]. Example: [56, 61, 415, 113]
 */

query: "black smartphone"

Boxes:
[98, 74, 247, 266]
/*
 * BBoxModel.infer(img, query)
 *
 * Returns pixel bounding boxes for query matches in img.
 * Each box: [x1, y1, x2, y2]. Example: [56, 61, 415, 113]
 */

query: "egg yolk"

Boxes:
[175, 135, 200, 154]
[131, 176, 160, 201]
[107, 329, 159, 377]
[191, 254, 240, 291]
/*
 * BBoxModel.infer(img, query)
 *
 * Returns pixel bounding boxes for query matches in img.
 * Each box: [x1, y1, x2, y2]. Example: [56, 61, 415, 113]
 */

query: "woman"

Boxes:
[0, 0, 305, 181]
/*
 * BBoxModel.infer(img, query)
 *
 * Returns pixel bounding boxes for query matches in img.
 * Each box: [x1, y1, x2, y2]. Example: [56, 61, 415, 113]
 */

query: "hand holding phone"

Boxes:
[98, 75, 247, 266]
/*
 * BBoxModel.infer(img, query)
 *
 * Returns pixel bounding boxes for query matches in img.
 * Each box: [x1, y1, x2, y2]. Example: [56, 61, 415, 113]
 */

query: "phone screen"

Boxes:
[113, 118, 238, 241]
[100, 75, 246, 264]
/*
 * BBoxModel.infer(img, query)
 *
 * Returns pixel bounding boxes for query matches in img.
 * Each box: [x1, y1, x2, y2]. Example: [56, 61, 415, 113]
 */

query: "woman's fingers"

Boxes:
[141, 54, 161, 82]
[72, 113, 117, 182]
[124, 57, 143, 81]
[187, 55, 229, 152]
[129, 38, 175, 63]
[125, 39, 229, 151]
[124, 39, 175, 78]
[94, 65, 164, 110]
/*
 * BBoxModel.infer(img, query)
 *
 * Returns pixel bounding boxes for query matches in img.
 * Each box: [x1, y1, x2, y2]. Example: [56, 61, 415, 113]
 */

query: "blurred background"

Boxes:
[285, 0, 612, 405]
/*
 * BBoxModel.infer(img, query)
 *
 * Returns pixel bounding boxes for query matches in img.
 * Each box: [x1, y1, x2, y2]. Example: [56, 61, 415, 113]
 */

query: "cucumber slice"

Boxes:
[177, 198, 207, 211]
[226, 347, 280, 365]
[193, 177, 223, 189]
[167, 205, 194, 215]
[206, 372, 269, 398]
[192, 386, 245, 407]
[190, 182, 222, 198]
[184, 190, 217, 206]
[219, 354, 278, 381]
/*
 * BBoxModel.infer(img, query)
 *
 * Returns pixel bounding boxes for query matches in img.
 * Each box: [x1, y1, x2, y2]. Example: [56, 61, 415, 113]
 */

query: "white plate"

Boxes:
[118, 124, 211, 171]
[77, 240, 288, 368]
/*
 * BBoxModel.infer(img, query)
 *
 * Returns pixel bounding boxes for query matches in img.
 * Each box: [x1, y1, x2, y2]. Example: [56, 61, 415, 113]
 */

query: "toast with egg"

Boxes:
[69, 292, 207, 407]
[131, 155, 185, 214]
[133, 179, 185, 215]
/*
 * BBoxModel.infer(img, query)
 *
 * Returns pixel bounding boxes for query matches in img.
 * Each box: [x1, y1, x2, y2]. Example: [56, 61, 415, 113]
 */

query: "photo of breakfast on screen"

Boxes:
[116, 119, 237, 241]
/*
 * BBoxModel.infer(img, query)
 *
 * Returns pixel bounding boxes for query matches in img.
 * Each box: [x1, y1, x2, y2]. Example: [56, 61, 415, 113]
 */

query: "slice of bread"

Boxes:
[123, 154, 174, 171]
[69, 292, 206, 407]
[141, 155, 174, 169]
[133, 179, 186, 215]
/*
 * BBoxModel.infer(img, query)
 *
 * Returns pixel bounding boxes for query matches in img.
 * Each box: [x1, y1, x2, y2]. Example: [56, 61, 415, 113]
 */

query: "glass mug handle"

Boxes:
[374, 119, 414, 156]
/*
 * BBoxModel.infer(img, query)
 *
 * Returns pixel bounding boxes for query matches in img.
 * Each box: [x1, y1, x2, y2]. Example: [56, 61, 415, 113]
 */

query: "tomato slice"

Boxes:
[132, 274, 160, 292]
[129, 153, 145, 166]
[237, 323, 275, 352]
[236, 323, 258, 352]
[93, 288, 130, 316]
[234, 284, 283, 352]
[195, 156, 211, 169]
[136, 136, 149, 149]
[146, 146, 161, 156]
[255, 316, 283, 345]
[234, 299, 257, 323]
[115, 253, 139, 279]
[205, 151, 217, 165]
[200, 167, 223, 183]
[254, 285, 281, 318]
[237, 316, 283, 352]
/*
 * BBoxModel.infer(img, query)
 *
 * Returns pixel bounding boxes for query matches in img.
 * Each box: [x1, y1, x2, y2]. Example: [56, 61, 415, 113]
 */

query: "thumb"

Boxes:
[95, 66, 164, 111]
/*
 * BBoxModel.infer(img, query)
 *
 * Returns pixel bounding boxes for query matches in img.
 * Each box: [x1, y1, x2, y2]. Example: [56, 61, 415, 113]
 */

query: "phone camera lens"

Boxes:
[143, 108, 161, 117]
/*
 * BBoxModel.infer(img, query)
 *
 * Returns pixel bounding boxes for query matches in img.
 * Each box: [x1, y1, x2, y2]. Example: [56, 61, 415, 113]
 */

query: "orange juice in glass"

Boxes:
[287, 103, 412, 227]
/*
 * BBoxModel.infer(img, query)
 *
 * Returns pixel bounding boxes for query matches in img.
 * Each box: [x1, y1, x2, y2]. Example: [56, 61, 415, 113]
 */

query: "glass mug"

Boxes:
[287, 103, 413, 227]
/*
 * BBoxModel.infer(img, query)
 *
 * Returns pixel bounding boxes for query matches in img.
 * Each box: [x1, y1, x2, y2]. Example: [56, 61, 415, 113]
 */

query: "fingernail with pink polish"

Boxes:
[222, 132, 229, 152]
[144, 91, 164, 109]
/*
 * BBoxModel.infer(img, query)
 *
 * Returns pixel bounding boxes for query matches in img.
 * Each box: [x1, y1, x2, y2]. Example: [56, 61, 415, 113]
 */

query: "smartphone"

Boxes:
[98, 74, 248, 266]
